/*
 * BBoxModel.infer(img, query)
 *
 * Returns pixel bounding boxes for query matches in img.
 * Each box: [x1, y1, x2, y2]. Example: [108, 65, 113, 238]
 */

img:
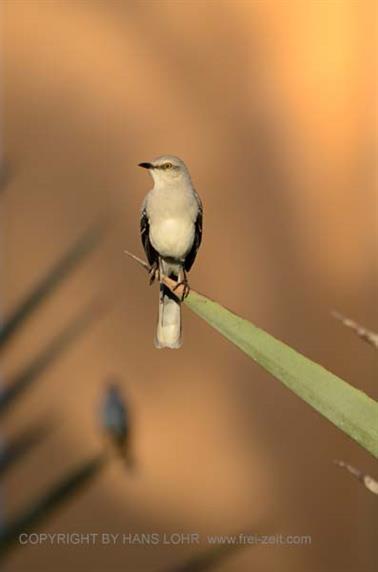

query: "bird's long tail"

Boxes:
[155, 262, 182, 349]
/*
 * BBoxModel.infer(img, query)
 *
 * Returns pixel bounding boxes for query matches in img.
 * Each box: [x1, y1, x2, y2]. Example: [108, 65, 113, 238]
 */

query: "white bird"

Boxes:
[139, 155, 203, 349]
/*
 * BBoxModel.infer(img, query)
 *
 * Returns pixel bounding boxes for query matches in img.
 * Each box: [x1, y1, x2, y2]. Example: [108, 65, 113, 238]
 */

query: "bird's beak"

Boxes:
[138, 162, 154, 170]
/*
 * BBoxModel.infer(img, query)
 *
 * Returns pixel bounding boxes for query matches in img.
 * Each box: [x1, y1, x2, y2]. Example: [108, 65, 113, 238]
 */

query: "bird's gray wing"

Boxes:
[184, 195, 203, 272]
[140, 206, 159, 267]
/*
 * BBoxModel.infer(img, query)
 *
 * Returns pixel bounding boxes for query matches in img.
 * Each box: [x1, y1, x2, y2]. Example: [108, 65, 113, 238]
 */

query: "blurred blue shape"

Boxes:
[101, 380, 134, 469]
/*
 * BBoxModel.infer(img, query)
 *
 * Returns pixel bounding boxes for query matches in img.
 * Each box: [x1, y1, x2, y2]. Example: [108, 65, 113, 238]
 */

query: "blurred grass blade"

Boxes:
[164, 538, 249, 572]
[0, 454, 106, 557]
[0, 301, 102, 417]
[334, 460, 378, 495]
[0, 221, 106, 351]
[0, 421, 53, 477]
[185, 291, 378, 458]
[332, 311, 378, 349]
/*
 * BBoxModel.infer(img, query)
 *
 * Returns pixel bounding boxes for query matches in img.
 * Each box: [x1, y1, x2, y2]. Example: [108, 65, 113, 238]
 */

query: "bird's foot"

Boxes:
[173, 278, 190, 300]
[148, 263, 160, 285]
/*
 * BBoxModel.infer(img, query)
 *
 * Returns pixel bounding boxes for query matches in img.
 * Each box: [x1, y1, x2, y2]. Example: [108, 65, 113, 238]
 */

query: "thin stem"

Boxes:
[123, 250, 186, 299]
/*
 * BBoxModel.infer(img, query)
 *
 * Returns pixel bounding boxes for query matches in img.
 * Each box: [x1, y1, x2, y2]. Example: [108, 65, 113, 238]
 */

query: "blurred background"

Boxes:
[1, 0, 377, 571]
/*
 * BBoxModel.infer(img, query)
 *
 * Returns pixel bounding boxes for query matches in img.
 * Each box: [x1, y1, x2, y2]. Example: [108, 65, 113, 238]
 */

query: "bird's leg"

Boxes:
[148, 260, 160, 285]
[173, 267, 190, 300]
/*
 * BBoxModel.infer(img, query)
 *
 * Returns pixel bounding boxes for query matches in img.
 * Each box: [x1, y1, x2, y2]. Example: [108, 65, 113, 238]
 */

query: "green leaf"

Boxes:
[0, 455, 106, 557]
[0, 220, 106, 351]
[185, 291, 378, 458]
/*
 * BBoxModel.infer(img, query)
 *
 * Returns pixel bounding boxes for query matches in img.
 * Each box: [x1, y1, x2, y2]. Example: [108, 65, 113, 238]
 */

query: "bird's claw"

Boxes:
[149, 264, 160, 285]
[173, 279, 190, 301]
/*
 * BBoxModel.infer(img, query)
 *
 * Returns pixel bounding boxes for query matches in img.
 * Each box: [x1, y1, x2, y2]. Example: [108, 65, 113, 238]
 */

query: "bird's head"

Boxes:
[138, 155, 191, 187]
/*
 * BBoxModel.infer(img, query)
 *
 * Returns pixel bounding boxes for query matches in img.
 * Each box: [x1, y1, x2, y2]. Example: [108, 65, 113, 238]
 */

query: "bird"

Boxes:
[101, 381, 133, 468]
[139, 155, 203, 349]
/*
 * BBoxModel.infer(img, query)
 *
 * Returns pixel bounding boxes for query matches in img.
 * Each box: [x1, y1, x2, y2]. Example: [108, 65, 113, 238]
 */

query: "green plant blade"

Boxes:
[0, 220, 106, 351]
[0, 454, 106, 558]
[185, 291, 378, 458]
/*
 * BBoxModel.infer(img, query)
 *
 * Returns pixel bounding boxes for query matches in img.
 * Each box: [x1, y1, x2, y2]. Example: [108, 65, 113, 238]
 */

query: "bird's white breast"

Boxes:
[150, 218, 194, 259]
[146, 186, 197, 260]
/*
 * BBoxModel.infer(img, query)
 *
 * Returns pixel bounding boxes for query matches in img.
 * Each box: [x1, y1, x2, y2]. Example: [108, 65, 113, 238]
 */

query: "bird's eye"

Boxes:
[163, 162, 173, 169]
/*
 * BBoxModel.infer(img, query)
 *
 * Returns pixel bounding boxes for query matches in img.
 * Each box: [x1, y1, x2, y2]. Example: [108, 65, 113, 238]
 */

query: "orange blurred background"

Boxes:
[1, 1, 377, 571]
